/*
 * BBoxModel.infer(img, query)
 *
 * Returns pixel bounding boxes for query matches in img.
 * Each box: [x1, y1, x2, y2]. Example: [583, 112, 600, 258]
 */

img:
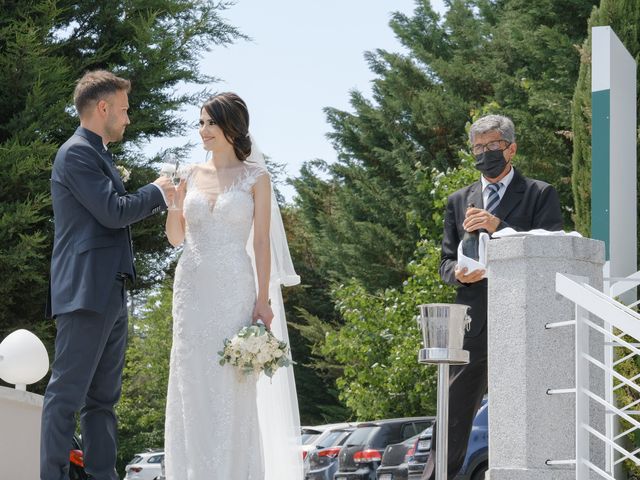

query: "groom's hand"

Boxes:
[153, 176, 176, 206]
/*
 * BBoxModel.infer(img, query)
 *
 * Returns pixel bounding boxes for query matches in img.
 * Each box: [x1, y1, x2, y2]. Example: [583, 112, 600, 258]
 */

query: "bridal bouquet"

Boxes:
[218, 322, 293, 378]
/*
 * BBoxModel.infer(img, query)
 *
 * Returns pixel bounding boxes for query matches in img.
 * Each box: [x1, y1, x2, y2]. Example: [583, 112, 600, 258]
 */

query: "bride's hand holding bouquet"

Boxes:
[252, 298, 274, 330]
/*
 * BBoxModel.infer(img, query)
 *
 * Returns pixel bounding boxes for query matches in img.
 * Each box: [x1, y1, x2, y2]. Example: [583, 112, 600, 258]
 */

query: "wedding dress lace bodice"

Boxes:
[183, 163, 266, 249]
[165, 161, 268, 480]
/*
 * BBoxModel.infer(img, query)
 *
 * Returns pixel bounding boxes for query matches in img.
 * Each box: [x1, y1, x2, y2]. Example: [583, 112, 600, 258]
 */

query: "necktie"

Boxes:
[485, 182, 502, 214]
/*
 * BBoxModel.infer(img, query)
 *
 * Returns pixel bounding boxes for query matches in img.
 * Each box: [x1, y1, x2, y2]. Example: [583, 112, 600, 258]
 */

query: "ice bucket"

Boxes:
[417, 303, 470, 364]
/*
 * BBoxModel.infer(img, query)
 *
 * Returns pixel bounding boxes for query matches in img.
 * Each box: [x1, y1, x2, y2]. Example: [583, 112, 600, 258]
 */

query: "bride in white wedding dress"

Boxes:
[163, 92, 303, 479]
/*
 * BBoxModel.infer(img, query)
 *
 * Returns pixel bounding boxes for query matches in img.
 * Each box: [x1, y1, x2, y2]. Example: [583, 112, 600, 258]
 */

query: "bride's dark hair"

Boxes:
[201, 92, 252, 161]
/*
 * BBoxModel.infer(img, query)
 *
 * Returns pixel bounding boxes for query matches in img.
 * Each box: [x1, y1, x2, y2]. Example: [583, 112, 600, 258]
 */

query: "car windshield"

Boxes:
[404, 433, 420, 445]
[316, 429, 350, 448]
[129, 456, 143, 464]
[301, 433, 320, 444]
[344, 426, 380, 447]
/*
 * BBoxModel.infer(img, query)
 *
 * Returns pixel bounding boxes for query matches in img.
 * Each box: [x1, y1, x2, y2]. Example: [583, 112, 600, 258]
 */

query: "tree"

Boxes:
[0, 0, 243, 386]
[117, 282, 172, 473]
[281, 206, 351, 423]
[311, 155, 476, 419]
[321, 240, 453, 419]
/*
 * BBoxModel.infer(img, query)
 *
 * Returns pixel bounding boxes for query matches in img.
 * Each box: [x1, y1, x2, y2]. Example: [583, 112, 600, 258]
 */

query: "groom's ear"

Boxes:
[96, 99, 109, 116]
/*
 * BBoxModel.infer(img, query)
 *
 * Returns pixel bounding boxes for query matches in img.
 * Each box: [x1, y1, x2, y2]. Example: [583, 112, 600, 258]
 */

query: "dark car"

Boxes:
[334, 417, 434, 480]
[407, 399, 488, 480]
[376, 431, 423, 480]
[69, 434, 88, 480]
[304, 427, 356, 480]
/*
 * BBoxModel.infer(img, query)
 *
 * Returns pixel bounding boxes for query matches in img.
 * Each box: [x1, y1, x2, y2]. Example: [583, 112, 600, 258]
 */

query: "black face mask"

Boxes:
[474, 149, 507, 178]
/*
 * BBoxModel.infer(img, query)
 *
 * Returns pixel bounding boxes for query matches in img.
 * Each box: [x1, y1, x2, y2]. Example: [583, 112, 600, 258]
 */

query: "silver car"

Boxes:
[304, 427, 356, 480]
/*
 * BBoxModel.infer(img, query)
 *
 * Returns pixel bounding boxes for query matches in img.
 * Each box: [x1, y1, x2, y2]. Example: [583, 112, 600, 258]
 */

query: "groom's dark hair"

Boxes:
[74, 70, 131, 117]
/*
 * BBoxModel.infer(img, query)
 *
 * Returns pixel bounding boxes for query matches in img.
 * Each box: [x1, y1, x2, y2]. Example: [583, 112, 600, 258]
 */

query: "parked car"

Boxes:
[407, 399, 488, 480]
[334, 416, 434, 480]
[375, 431, 423, 480]
[302, 426, 324, 445]
[69, 434, 88, 480]
[301, 422, 355, 460]
[153, 456, 166, 480]
[123, 450, 165, 480]
[304, 426, 356, 480]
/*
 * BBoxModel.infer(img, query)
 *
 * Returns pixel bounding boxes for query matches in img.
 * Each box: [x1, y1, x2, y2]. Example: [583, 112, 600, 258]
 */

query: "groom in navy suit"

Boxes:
[422, 114, 563, 480]
[41, 70, 175, 480]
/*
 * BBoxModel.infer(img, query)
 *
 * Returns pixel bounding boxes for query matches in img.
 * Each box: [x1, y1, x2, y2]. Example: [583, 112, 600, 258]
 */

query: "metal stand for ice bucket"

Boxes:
[417, 303, 470, 480]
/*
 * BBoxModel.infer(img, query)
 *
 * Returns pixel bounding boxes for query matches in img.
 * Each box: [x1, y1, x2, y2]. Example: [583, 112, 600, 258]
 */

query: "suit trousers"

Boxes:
[40, 278, 128, 480]
[421, 329, 488, 480]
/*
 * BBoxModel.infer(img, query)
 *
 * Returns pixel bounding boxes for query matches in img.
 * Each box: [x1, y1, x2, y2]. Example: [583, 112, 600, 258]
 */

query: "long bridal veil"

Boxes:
[245, 136, 303, 480]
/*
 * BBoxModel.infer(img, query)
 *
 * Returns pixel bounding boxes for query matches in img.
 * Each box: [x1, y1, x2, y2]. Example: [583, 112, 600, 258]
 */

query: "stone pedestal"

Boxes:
[486, 236, 605, 480]
[0, 385, 43, 479]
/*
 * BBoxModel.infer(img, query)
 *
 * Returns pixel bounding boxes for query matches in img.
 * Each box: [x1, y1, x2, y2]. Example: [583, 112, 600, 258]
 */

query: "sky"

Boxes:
[143, 0, 447, 202]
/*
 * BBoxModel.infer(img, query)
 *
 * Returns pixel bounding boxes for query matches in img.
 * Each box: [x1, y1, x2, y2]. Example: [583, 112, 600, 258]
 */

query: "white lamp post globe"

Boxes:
[0, 329, 50, 391]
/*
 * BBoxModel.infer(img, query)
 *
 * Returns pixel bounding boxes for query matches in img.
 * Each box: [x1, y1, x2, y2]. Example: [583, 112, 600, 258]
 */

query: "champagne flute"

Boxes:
[162, 156, 181, 210]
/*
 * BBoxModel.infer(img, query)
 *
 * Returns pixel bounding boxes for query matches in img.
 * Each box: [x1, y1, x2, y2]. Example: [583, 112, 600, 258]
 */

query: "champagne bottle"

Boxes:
[461, 203, 479, 260]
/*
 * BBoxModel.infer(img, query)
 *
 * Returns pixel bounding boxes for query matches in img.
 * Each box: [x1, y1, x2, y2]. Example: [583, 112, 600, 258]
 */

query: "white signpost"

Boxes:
[592, 25, 637, 478]
[591, 26, 637, 294]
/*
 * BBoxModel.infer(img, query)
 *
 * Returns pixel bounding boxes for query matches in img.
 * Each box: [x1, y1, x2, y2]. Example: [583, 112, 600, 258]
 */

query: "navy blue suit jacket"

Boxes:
[46, 127, 165, 317]
[439, 168, 564, 337]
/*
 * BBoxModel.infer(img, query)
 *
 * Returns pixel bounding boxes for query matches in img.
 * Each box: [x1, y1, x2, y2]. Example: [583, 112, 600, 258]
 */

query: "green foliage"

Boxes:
[0, 141, 54, 332]
[428, 152, 480, 243]
[310, 153, 475, 420]
[117, 283, 173, 473]
[288, 308, 350, 423]
[571, 0, 640, 236]
[320, 240, 455, 420]
[281, 206, 350, 423]
[571, 38, 592, 236]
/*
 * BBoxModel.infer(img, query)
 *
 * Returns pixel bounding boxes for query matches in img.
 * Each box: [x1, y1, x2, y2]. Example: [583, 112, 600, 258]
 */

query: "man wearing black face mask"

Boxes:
[421, 115, 563, 480]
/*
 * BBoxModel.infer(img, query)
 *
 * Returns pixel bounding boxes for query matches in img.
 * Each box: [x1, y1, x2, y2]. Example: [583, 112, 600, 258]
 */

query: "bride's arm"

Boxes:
[165, 179, 186, 247]
[252, 173, 274, 328]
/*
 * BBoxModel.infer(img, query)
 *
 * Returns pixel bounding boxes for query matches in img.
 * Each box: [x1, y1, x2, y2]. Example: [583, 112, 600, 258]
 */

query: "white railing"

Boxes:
[604, 266, 640, 478]
[556, 272, 640, 479]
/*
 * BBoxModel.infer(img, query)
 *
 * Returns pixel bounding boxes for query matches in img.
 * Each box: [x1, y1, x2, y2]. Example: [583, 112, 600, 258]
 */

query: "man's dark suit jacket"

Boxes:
[439, 168, 563, 337]
[46, 127, 165, 318]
